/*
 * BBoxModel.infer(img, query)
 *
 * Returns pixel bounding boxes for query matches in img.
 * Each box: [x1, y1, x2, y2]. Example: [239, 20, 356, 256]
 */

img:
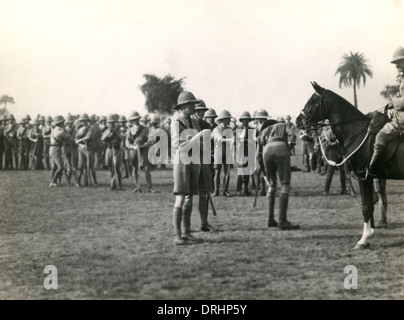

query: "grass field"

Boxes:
[0, 152, 403, 300]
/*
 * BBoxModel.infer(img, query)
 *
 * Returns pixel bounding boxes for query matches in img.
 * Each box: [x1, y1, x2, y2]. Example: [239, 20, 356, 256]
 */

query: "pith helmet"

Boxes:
[90, 114, 97, 121]
[239, 111, 252, 121]
[9, 114, 15, 121]
[46, 116, 53, 122]
[128, 111, 141, 121]
[99, 115, 107, 122]
[140, 114, 149, 122]
[277, 117, 285, 123]
[53, 115, 65, 125]
[66, 115, 75, 124]
[204, 108, 218, 118]
[79, 113, 90, 121]
[107, 114, 117, 123]
[254, 108, 269, 120]
[150, 114, 160, 124]
[118, 115, 127, 122]
[195, 100, 208, 111]
[217, 110, 232, 121]
[173, 91, 199, 110]
[285, 115, 292, 120]
[25, 114, 31, 121]
[391, 46, 404, 64]
[39, 115, 45, 121]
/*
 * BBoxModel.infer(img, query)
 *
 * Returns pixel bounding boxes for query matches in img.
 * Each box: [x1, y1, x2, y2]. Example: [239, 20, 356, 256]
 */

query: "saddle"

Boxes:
[367, 111, 403, 163]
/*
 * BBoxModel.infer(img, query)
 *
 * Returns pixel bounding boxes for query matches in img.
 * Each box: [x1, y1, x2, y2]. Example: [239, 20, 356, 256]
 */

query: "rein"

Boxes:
[318, 131, 370, 167]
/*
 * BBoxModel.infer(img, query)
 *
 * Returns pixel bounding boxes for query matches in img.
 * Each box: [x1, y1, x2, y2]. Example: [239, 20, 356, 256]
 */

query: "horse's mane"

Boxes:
[325, 89, 368, 122]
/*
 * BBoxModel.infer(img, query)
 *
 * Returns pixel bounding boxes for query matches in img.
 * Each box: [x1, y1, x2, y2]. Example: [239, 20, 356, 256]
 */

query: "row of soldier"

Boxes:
[0, 108, 300, 197]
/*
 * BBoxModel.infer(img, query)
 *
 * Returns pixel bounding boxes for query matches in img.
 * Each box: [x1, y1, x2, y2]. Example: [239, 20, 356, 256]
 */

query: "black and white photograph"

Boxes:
[0, 0, 403, 304]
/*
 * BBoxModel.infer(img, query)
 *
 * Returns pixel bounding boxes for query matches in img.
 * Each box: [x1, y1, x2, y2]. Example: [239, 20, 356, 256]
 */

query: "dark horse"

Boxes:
[296, 82, 404, 249]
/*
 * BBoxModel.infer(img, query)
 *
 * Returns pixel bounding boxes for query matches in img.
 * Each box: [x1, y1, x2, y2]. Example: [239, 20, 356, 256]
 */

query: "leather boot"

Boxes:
[260, 177, 266, 196]
[339, 167, 347, 194]
[324, 168, 333, 195]
[243, 176, 251, 196]
[199, 196, 211, 231]
[366, 143, 384, 181]
[236, 176, 243, 196]
[173, 207, 185, 245]
[146, 172, 155, 193]
[278, 194, 300, 230]
[267, 194, 277, 227]
[92, 169, 98, 185]
[182, 205, 194, 240]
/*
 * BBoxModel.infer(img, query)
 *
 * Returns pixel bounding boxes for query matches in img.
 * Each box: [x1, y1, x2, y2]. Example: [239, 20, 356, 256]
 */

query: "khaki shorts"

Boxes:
[173, 162, 201, 195]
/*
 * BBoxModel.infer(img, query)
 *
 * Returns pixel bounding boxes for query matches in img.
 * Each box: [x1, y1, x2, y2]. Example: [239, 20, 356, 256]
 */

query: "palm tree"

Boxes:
[0, 95, 15, 109]
[335, 52, 373, 108]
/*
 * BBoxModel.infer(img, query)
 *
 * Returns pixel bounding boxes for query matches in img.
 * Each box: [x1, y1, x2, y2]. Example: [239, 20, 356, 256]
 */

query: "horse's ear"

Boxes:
[311, 81, 325, 95]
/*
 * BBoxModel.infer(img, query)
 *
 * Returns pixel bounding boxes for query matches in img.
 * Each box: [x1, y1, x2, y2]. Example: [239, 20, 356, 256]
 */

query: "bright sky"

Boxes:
[1, 0, 403, 121]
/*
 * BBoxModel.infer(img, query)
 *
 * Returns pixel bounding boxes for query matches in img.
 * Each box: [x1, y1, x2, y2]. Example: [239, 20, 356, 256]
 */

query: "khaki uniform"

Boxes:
[50, 126, 70, 185]
[102, 127, 122, 189]
[75, 125, 97, 186]
[16, 125, 29, 170]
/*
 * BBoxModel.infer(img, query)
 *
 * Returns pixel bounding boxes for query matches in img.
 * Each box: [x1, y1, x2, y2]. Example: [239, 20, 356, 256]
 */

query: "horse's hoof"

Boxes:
[354, 243, 370, 250]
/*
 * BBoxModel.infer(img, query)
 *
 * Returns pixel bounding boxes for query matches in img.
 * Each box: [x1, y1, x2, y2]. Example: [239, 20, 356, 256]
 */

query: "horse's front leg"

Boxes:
[354, 179, 375, 250]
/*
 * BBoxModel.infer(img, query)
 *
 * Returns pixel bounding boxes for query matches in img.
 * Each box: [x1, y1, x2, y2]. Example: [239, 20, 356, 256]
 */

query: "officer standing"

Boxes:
[170, 91, 209, 244]
[101, 115, 123, 190]
[49, 116, 71, 187]
[191, 100, 215, 232]
[42, 116, 52, 170]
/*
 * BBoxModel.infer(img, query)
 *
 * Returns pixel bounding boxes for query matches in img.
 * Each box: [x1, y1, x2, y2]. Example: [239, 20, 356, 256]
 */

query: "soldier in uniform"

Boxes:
[258, 117, 300, 230]
[285, 115, 297, 155]
[98, 115, 108, 169]
[204, 108, 218, 129]
[320, 120, 347, 195]
[28, 119, 44, 170]
[75, 113, 97, 187]
[299, 128, 316, 172]
[236, 111, 254, 196]
[42, 116, 52, 170]
[212, 110, 234, 197]
[148, 114, 163, 170]
[0, 116, 5, 170]
[4, 115, 18, 170]
[101, 114, 123, 190]
[366, 46, 404, 180]
[170, 91, 210, 245]
[191, 100, 215, 232]
[63, 115, 76, 186]
[90, 114, 102, 172]
[125, 111, 154, 192]
[253, 109, 269, 196]
[118, 115, 130, 178]
[16, 118, 29, 170]
[49, 116, 71, 187]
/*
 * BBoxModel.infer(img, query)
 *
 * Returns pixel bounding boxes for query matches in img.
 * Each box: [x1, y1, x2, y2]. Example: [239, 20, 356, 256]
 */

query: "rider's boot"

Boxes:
[278, 194, 300, 230]
[267, 194, 277, 227]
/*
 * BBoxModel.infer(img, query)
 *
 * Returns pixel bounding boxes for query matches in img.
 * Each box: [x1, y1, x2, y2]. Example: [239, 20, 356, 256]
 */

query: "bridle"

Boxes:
[300, 91, 325, 129]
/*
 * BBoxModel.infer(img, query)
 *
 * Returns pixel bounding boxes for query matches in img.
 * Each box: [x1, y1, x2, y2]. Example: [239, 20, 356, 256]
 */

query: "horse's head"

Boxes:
[296, 82, 327, 129]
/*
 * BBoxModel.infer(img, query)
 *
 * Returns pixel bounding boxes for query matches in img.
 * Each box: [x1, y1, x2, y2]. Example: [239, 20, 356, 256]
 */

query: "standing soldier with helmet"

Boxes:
[236, 111, 254, 196]
[28, 118, 44, 170]
[98, 115, 108, 169]
[204, 108, 218, 185]
[49, 116, 71, 187]
[118, 115, 130, 179]
[75, 113, 97, 187]
[101, 115, 123, 190]
[170, 91, 209, 244]
[42, 116, 53, 170]
[212, 110, 234, 197]
[191, 100, 215, 232]
[90, 114, 102, 172]
[126, 111, 153, 192]
[4, 115, 18, 170]
[253, 109, 270, 196]
[0, 115, 5, 170]
[285, 115, 297, 155]
[63, 115, 76, 186]
[16, 118, 29, 170]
